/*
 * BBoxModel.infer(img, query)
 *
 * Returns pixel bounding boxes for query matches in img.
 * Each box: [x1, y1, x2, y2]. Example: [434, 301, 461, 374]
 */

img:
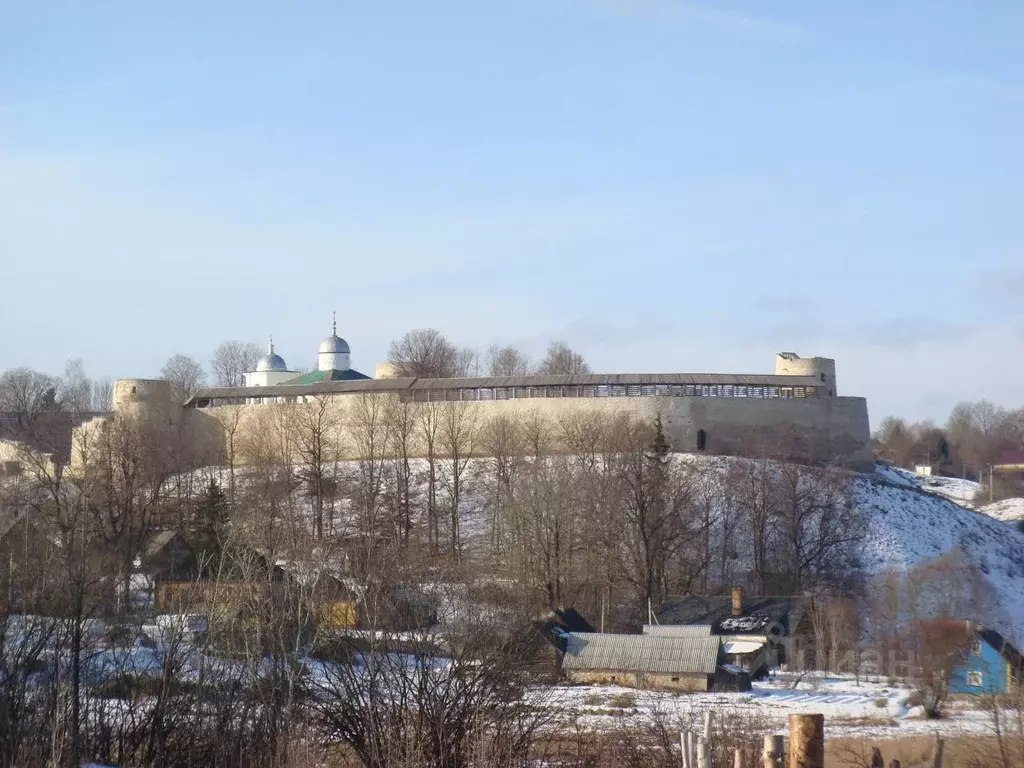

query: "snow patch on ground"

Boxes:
[980, 498, 1024, 523]
[917, 475, 981, 505]
[874, 463, 981, 505]
[545, 673, 994, 739]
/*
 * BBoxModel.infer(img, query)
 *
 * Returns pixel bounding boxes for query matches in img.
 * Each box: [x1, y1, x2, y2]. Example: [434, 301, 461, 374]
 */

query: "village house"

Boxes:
[641, 623, 771, 678]
[948, 626, 1022, 696]
[654, 588, 805, 672]
[561, 631, 750, 692]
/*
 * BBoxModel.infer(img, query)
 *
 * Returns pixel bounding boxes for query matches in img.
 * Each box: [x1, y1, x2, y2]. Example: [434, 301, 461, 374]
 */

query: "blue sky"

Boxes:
[2, 0, 1022, 422]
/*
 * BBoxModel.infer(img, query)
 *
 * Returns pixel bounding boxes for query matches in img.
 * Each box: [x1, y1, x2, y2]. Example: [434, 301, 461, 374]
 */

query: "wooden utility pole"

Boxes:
[787, 714, 824, 768]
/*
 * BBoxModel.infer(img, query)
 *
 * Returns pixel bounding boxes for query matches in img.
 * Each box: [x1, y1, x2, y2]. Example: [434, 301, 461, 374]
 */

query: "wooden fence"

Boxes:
[680, 712, 945, 768]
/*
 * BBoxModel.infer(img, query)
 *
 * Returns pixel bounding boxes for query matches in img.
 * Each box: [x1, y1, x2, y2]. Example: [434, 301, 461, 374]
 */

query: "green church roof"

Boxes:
[283, 368, 372, 386]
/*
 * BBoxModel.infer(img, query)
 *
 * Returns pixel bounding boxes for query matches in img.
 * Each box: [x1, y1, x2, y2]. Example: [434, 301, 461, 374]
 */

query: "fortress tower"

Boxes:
[774, 353, 837, 396]
[112, 378, 174, 421]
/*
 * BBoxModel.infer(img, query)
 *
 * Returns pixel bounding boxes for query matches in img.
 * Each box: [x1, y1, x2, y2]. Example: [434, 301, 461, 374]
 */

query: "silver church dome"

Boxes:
[318, 313, 351, 355]
[255, 338, 289, 372]
[318, 334, 350, 355]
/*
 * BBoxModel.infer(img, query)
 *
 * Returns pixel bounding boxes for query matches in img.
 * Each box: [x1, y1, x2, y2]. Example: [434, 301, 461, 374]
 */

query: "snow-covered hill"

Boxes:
[874, 460, 1024, 527]
[857, 470, 1024, 645]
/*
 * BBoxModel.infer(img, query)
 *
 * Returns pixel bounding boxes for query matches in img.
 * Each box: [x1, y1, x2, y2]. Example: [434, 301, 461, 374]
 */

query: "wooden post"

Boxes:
[787, 714, 824, 768]
[681, 731, 689, 768]
[871, 747, 884, 768]
[690, 731, 697, 768]
[763, 735, 784, 768]
[734, 746, 743, 768]
[703, 711, 713, 740]
[890, 760, 901, 768]
[697, 736, 711, 768]
[931, 735, 944, 768]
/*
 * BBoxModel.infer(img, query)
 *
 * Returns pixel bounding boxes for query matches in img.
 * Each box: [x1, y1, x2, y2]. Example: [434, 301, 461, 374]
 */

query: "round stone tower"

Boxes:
[774, 353, 837, 396]
[112, 378, 174, 423]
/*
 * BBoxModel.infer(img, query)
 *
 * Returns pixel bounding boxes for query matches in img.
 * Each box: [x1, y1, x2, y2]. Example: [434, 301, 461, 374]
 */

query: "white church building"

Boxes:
[241, 314, 371, 388]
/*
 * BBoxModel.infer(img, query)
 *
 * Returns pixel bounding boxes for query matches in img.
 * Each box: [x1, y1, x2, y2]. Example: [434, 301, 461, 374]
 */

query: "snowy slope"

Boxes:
[857, 472, 1024, 645]
[874, 464, 981, 505]
[673, 457, 1024, 644]
[873, 461, 1024, 548]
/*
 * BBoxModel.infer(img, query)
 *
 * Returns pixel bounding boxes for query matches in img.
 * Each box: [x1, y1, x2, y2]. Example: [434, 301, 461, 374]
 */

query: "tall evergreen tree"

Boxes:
[194, 478, 229, 562]
[648, 413, 671, 460]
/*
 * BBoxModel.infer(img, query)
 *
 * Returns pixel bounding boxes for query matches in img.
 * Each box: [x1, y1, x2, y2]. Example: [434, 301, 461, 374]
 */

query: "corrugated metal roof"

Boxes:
[562, 632, 720, 675]
[642, 624, 713, 637]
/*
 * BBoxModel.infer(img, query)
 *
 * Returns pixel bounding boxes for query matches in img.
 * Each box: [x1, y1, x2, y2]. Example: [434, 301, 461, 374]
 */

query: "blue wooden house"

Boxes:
[948, 628, 1022, 695]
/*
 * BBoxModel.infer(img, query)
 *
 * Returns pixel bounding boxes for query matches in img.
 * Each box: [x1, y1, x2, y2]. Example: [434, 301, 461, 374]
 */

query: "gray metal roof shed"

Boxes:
[562, 632, 720, 675]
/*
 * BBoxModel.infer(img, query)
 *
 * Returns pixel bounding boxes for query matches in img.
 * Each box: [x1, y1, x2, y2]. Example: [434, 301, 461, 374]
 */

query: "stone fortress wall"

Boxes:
[78, 353, 871, 472]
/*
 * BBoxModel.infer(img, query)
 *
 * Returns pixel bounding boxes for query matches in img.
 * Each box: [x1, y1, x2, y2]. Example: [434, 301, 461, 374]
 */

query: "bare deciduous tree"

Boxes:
[537, 341, 590, 375]
[387, 328, 475, 378]
[308, 580, 552, 768]
[418, 401, 443, 553]
[160, 354, 206, 403]
[901, 619, 974, 718]
[478, 413, 526, 558]
[60, 359, 92, 414]
[347, 393, 392, 564]
[211, 340, 263, 387]
[438, 402, 480, 563]
[485, 344, 533, 376]
[0, 368, 61, 437]
[613, 414, 684, 608]
[290, 396, 341, 541]
[384, 397, 418, 547]
[91, 377, 113, 411]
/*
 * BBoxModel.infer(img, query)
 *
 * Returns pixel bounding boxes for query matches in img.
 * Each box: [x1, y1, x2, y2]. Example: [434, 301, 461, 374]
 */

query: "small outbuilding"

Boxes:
[655, 589, 804, 669]
[562, 632, 750, 692]
[521, 608, 596, 679]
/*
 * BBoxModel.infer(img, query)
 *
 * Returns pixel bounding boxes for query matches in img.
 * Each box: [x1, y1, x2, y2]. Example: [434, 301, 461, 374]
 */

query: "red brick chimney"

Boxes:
[731, 587, 743, 617]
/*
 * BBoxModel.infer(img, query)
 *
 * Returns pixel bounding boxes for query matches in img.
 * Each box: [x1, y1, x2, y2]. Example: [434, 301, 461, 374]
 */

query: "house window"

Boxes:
[967, 670, 983, 687]
[972, 639, 982, 656]
[671, 676, 680, 682]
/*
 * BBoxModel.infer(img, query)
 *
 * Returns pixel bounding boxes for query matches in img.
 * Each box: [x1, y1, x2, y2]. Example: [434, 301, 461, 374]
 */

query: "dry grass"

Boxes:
[828, 733, 1007, 768]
